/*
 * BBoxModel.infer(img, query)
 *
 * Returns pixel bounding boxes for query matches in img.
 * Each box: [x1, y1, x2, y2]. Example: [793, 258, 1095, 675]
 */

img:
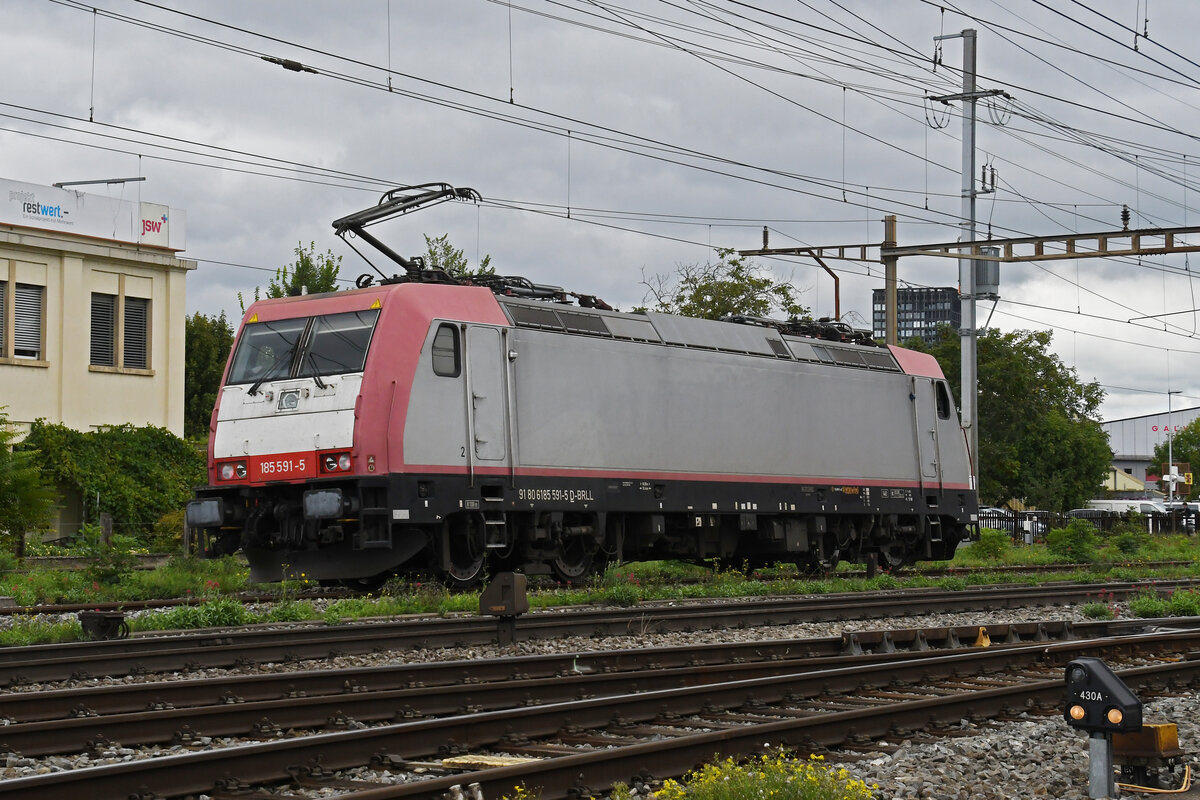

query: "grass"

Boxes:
[1, 523, 1200, 645]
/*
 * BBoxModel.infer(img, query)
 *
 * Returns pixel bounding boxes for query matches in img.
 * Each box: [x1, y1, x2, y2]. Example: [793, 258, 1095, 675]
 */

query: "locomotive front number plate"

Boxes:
[249, 452, 316, 482]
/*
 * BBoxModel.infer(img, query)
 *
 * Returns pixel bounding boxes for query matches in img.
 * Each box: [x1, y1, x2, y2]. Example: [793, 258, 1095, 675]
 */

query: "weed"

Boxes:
[656, 751, 874, 800]
[1128, 591, 1170, 618]
[0, 615, 81, 646]
[1168, 589, 1200, 617]
[603, 582, 641, 607]
[1081, 602, 1115, 620]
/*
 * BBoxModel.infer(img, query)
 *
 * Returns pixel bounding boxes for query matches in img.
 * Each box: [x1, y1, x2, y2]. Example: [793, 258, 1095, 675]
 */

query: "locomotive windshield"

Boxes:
[227, 309, 380, 385]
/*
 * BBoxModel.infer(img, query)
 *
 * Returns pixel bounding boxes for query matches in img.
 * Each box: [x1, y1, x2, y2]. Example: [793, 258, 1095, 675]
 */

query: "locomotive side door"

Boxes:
[465, 326, 509, 464]
[912, 376, 943, 488]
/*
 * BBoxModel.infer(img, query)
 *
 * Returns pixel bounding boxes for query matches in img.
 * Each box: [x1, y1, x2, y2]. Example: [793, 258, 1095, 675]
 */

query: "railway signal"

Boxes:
[1064, 657, 1142, 798]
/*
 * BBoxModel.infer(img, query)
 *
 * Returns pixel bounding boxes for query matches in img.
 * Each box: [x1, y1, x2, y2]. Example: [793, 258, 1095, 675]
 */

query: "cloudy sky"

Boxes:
[4, 0, 1200, 422]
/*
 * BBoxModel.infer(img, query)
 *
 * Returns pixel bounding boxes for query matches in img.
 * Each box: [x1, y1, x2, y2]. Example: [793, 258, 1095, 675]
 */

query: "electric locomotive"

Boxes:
[186, 185, 978, 584]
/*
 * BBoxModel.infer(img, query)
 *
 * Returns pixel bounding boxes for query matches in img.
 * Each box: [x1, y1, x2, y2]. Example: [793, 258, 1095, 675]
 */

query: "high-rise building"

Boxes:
[872, 286, 960, 345]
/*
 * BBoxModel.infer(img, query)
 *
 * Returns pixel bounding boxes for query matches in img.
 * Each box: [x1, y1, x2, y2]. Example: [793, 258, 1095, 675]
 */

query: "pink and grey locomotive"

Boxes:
[186, 185, 978, 585]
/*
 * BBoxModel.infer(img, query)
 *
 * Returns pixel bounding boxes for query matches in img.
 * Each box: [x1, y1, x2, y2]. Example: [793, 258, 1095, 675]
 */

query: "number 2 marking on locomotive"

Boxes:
[460, 446, 466, 458]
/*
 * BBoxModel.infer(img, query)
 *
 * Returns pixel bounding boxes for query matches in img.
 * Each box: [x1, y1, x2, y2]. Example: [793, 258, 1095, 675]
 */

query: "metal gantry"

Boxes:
[739, 222, 1200, 491]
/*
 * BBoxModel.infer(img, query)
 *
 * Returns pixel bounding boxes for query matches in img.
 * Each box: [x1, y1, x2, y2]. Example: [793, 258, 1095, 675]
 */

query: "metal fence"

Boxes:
[978, 508, 1194, 541]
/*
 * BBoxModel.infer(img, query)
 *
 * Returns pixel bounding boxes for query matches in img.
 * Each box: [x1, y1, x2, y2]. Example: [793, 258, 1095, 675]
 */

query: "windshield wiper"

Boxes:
[247, 349, 294, 396]
[306, 350, 327, 389]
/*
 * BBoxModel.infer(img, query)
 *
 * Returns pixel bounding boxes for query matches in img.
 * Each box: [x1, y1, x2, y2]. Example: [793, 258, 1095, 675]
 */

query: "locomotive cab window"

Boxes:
[297, 309, 379, 378]
[227, 318, 308, 384]
[431, 323, 460, 377]
[226, 309, 381, 385]
[936, 381, 952, 419]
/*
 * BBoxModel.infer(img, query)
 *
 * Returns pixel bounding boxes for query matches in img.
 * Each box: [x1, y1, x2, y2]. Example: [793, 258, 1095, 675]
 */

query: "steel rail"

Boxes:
[1, 630, 1197, 799]
[0, 620, 1106, 756]
[339, 657, 1200, 800]
[0, 618, 1100, 722]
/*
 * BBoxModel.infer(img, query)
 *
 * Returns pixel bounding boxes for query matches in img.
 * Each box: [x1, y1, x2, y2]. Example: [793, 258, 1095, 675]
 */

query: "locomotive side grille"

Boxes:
[860, 350, 901, 370]
[831, 349, 865, 366]
[766, 338, 790, 358]
[557, 310, 610, 335]
[508, 304, 564, 330]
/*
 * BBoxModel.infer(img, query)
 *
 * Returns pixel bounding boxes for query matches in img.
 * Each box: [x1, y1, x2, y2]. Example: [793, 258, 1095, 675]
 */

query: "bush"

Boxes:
[149, 509, 186, 553]
[971, 528, 1012, 561]
[1046, 520, 1099, 563]
[23, 421, 204, 550]
[1108, 531, 1147, 557]
[73, 524, 138, 586]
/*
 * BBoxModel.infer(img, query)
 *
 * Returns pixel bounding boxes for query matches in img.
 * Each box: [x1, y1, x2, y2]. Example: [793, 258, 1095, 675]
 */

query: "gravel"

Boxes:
[853, 693, 1199, 799]
[2, 600, 1196, 799]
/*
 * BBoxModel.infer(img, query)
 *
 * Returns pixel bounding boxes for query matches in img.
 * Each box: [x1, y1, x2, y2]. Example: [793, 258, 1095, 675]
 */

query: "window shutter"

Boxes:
[0, 281, 6, 354]
[123, 297, 149, 369]
[91, 293, 116, 366]
[13, 284, 42, 359]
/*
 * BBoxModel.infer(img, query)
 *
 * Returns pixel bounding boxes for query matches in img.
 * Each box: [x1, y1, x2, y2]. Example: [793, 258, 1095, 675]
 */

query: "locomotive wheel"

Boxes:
[550, 536, 596, 584]
[881, 542, 911, 569]
[445, 514, 487, 589]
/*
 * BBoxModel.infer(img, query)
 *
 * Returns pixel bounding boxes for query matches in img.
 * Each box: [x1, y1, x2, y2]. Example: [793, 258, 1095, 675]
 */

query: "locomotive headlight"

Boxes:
[218, 461, 247, 481]
[320, 451, 352, 473]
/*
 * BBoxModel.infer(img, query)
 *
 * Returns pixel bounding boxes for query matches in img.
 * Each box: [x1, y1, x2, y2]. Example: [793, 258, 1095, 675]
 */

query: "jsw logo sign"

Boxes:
[142, 214, 168, 235]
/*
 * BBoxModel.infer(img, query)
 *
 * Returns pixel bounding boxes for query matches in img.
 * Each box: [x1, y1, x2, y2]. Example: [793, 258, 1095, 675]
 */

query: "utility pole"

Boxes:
[883, 215, 898, 345]
[929, 29, 1000, 484]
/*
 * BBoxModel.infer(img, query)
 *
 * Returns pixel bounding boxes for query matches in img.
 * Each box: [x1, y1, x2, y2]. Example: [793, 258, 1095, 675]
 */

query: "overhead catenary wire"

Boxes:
[15, 0, 1200, 390]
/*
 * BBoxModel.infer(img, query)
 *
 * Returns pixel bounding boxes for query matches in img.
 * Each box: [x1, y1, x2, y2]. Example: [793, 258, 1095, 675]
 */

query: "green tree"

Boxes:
[912, 327, 1110, 512]
[423, 233, 493, 277]
[240, 241, 342, 311]
[1151, 418, 1200, 500]
[641, 248, 807, 320]
[0, 411, 57, 559]
[184, 312, 234, 440]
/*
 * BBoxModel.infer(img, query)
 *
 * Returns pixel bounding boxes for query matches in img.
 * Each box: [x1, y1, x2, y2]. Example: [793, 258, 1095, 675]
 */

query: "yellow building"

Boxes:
[0, 178, 194, 436]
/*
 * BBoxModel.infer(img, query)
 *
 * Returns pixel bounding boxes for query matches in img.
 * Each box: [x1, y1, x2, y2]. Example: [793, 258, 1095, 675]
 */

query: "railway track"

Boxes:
[2, 579, 1195, 687]
[0, 618, 1092, 755]
[1, 620, 1197, 799]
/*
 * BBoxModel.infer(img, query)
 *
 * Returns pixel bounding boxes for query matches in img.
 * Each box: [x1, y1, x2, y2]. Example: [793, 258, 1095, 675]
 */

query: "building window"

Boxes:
[90, 293, 116, 366]
[123, 296, 149, 369]
[90, 288, 151, 371]
[0, 277, 46, 362]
